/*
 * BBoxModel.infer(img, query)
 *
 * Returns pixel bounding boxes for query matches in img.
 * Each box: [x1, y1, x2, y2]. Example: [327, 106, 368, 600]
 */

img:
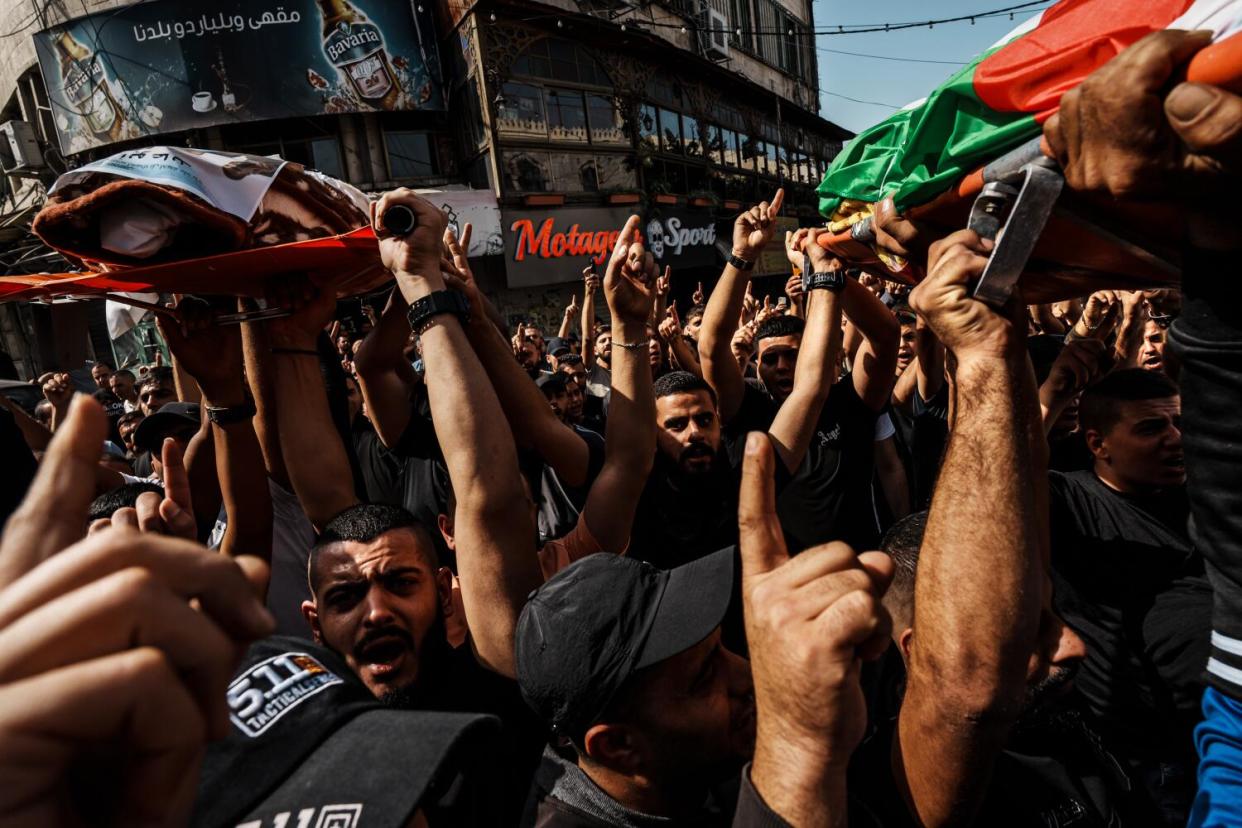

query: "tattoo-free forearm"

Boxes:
[699, 264, 751, 421]
[271, 349, 359, 529]
[581, 315, 655, 554]
[899, 354, 1044, 825]
[354, 290, 416, 448]
[768, 288, 842, 473]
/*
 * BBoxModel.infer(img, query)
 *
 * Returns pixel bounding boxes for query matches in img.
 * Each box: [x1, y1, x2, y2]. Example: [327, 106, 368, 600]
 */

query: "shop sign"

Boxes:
[502, 206, 635, 288]
[644, 207, 718, 269]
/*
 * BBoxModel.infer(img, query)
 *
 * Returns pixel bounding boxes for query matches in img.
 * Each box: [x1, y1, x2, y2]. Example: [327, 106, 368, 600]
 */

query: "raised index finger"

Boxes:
[0, 396, 108, 590]
[738, 431, 789, 579]
[769, 187, 785, 216]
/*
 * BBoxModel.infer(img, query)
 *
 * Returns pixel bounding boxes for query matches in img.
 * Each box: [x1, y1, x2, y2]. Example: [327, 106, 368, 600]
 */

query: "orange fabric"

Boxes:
[0, 226, 387, 301]
[973, 0, 1194, 115]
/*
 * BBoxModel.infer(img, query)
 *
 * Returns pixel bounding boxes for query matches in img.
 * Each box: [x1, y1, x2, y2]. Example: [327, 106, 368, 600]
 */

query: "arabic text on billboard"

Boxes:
[34, 0, 443, 155]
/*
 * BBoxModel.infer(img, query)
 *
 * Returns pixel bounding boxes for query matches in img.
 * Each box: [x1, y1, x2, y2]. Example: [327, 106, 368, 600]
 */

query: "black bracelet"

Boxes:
[206, 400, 257, 425]
[271, 347, 319, 357]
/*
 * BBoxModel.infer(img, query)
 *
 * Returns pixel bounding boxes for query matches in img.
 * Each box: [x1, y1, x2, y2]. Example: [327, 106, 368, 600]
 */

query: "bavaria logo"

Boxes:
[326, 24, 382, 63]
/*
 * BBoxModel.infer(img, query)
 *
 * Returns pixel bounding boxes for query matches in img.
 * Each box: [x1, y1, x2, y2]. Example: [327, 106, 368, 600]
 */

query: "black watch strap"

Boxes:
[803, 271, 847, 293]
[206, 400, 257, 425]
[727, 253, 755, 271]
[407, 290, 470, 334]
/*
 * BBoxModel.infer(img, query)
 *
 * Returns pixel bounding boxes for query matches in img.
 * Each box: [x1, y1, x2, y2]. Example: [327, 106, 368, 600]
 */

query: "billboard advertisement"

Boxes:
[34, 0, 443, 155]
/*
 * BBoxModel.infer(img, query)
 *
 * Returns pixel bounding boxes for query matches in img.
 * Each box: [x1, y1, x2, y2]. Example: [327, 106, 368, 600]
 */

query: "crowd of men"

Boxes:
[0, 30, 1239, 827]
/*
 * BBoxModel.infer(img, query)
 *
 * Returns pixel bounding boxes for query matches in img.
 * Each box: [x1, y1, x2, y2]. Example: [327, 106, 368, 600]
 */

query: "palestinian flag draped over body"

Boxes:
[817, 0, 1242, 219]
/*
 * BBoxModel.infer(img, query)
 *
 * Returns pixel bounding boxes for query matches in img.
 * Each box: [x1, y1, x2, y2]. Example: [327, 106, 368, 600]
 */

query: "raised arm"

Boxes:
[767, 241, 843, 474]
[914, 315, 945, 404]
[352, 287, 420, 449]
[240, 303, 291, 489]
[558, 292, 579, 340]
[658, 304, 702, 378]
[699, 189, 784, 423]
[896, 230, 1046, 826]
[265, 288, 360, 530]
[376, 190, 540, 678]
[445, 231, 594, 489]
[0, 393, 51, 452]
[578, 216, 657, 554]
[158, 300, 273, 564]
[840, 274, 901, 412]
[581, 268, 599, 368]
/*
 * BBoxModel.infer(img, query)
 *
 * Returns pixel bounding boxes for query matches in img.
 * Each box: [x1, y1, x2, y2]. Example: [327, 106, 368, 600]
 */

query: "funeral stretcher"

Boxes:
[0, 146, 389, 307]
[812, 0, 1242, 304]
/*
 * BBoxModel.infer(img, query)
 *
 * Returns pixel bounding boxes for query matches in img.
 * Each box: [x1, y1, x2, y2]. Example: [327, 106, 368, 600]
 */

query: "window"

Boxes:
[587, 94, 627, 145]
[722, 128, 740, 168]
[741, 136, 760, 171]
[544, 89, 588, 141]
[659, 108, 682, 154]
[730, 0, 754, 55]
[233, 134, 344, 179]
[550, 152, 597, 191]
[513, 39, 610, 87]
[704, 124, 725, 166]
[384, 131, 437, 179]
[502, 150, 553, 192]
[639, 104, 659, 152]
[764, 142, 778, 178]
[595, 154, 638, 189]
[497, 82, 547, 138]
[682, 114, 701, 158]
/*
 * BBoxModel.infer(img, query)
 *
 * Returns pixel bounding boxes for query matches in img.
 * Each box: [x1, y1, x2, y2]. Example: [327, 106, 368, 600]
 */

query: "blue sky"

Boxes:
[810, 0, 1045, 133]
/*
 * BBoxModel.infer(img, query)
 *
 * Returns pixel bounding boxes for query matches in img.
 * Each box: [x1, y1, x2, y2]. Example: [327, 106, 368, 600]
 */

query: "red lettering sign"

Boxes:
[510, 217, 628, 265]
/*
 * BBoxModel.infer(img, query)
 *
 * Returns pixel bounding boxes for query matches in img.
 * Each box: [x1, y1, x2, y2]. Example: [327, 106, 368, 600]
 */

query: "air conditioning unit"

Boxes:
[0, 120, 44, 175]
[697, 5, 730, 61]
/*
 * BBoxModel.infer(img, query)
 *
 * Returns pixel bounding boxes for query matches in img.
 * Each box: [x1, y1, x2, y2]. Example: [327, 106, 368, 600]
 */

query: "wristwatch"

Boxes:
[727, 252, 755, 271]
[407, 290, 470, 335]
[802, 270, 847, 293]
[206, 400, 257, 425]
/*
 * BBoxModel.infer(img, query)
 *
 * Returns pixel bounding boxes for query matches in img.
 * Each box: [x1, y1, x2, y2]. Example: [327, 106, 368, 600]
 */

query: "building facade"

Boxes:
[0, 0, 847, 379]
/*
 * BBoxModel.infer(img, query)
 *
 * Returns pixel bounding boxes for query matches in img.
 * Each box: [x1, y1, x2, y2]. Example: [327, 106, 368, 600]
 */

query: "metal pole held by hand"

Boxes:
[382, 204, 418, 236]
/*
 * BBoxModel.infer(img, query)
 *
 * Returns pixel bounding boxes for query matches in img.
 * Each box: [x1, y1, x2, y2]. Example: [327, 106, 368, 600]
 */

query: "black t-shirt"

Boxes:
[354, 404, 453, 567]
[726, 378, 881, 552]
[849, 650, 1148, 827]
[908, 384, 949, 509]
[537, 425, 606, 544]
[1048, 471, 1210, 762]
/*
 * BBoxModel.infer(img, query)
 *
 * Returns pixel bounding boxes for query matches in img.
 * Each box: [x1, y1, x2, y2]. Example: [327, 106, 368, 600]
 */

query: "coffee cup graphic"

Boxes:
[191, 91, 216, 113]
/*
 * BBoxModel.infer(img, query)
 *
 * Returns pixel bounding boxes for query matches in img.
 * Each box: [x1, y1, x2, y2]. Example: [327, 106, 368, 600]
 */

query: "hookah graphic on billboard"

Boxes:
[35, 0, 443, 155]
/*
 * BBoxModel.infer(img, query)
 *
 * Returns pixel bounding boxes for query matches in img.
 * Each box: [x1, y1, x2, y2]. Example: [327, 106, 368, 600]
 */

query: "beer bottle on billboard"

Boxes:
[316, 0, 403, 110]
[53, 30, 126, 142]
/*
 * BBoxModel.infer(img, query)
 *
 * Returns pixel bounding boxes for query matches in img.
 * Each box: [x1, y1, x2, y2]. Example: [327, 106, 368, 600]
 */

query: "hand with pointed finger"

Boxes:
[604, 215, 658, 327]
[692, 281, 705, 305]
[733, 188, 785, 262]
[658, 304, 683, 343]
[656, 266, 671, 298]
[740, 432, 893, 824]
[0, 396, 273, 827]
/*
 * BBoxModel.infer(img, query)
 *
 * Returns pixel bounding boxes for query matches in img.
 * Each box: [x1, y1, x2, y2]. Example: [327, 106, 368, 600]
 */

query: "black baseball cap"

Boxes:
[132, 401, 199, 453]
[515, 547, 735, 738]
[193, 636, 501, 827]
